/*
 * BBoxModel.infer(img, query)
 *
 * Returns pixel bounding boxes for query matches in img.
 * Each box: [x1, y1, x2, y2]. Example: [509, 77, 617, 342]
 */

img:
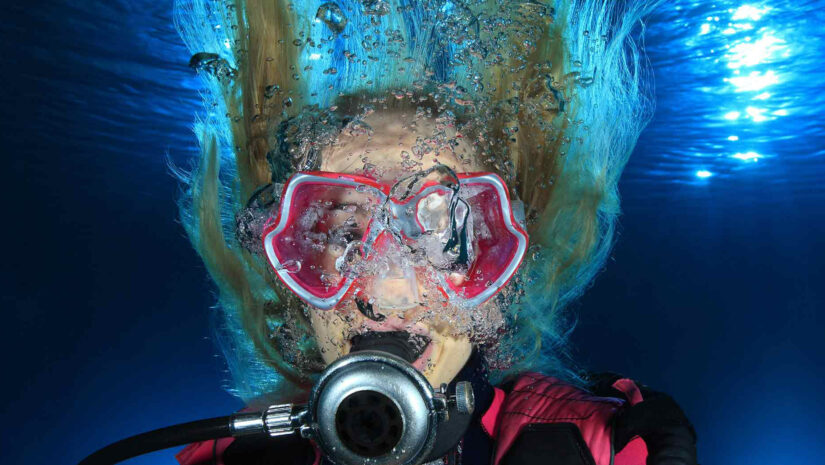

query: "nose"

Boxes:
[372, 257, 420, 311]
[367, 233, 420, 311]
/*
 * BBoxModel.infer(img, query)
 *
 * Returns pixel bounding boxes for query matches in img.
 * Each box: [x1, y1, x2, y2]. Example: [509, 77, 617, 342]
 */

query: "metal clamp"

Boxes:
[230, 404, 307, 438]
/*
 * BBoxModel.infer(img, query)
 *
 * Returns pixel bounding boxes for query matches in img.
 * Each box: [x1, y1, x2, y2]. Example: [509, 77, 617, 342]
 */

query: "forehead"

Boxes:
[319, 110, 483, 182]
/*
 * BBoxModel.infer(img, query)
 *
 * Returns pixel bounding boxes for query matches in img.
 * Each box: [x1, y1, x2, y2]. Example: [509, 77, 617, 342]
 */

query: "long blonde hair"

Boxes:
[174, 0, 660, 401]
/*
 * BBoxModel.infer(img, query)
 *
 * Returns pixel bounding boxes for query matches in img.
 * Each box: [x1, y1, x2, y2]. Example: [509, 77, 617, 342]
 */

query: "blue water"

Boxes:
[2, 1, 823, 464]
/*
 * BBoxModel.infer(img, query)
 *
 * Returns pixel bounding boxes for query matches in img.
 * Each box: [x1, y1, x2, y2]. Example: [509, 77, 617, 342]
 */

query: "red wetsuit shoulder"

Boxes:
[487, 372, 648, 465]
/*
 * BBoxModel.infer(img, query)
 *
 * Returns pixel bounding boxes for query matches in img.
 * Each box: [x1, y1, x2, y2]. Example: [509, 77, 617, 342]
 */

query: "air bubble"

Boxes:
[278, 260, 302, 274]
[362, 0, 390, 16]
[188, 52, 237, 80]
[264, 84, 280, 98]
[316, 3, 348, 34]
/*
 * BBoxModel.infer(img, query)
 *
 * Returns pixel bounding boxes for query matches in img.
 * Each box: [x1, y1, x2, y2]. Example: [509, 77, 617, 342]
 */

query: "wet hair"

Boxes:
[174, 0, 661, 401]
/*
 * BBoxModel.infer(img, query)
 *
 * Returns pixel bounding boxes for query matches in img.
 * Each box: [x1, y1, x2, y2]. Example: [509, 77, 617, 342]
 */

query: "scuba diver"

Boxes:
[81, 0, 697, 464]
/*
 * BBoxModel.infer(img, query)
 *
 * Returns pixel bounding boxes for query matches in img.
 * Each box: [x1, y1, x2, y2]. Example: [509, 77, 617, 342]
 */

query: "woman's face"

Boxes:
[305, 109, 504, 387]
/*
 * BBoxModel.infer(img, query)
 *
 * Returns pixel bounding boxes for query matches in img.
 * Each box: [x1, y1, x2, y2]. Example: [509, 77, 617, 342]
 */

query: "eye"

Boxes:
[327, 208, 365, 247]
[329, 223, 363, 244]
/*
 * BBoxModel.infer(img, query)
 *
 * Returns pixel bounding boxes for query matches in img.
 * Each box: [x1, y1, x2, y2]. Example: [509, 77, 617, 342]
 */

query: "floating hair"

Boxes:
[174, 0, 662, 401]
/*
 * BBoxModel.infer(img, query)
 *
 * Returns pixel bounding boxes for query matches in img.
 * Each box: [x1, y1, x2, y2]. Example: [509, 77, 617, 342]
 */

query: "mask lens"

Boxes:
[408, 188, 472, 271]
[266, 180, 378, 302]
[446, 181, 524, 301]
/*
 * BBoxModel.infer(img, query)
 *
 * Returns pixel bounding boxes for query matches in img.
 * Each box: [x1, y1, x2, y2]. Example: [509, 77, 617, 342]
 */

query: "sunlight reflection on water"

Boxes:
[627, 1, 825, 198]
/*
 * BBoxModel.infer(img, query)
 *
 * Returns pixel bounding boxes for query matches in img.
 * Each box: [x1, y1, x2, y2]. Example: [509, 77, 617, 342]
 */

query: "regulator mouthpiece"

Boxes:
[349, 331, 429, 363]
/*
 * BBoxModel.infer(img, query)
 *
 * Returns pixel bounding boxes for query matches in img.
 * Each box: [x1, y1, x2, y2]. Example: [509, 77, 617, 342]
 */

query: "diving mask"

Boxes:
[262, 167, 528, 310]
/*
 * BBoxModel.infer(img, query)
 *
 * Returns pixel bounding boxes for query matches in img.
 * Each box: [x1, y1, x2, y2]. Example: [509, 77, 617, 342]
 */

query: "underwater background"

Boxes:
[1, 0, 823, 464]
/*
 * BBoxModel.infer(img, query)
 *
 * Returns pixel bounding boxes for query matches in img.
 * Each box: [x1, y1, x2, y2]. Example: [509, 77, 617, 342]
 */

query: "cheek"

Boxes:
[423, 301, 505, 347]
[308, 305, 365, 364]
[308, 309, 346, 364]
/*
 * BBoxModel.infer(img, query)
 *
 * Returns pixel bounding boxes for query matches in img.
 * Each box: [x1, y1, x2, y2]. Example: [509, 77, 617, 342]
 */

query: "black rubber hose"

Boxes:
[79, 416, 233, 465]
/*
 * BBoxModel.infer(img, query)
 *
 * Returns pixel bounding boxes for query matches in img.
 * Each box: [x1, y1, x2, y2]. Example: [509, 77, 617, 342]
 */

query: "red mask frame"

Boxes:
[262, 171, 528, 310]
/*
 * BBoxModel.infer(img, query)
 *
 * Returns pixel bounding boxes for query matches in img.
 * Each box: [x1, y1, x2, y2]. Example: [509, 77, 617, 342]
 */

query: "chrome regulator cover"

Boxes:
[302, 351, 447, 465]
